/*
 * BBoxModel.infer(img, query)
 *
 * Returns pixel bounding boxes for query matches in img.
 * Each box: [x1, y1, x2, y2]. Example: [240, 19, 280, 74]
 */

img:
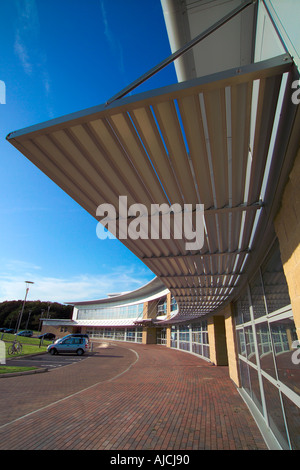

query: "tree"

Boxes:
[0, 300, 73, 331]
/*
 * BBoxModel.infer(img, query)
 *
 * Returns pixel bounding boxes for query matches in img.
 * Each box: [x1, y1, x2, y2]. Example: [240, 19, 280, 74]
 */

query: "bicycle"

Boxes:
[8, 340, 23, 355]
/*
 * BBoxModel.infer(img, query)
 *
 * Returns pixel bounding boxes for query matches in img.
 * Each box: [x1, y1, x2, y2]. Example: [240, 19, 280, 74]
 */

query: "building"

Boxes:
[42, 277, 211, 360]
[7, 0, 300, 450]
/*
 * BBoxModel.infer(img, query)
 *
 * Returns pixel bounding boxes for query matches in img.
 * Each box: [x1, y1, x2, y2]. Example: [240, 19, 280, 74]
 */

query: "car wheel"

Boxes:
[50, 348, 57, 355]
[76, 348, 84, 356]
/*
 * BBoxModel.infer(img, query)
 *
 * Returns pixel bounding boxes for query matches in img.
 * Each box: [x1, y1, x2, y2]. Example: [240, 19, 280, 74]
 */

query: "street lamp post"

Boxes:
[39, 309, 45, 331]
[16, 281, 34, 334]
[25, 310, 32, 330]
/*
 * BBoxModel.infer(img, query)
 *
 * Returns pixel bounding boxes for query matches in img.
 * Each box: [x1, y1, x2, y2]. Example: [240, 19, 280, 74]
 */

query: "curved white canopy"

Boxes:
[7, 54, 299, 318]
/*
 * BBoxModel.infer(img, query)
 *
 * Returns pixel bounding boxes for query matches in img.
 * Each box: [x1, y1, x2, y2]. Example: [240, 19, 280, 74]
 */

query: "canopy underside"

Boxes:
[7, 54, 298, 318]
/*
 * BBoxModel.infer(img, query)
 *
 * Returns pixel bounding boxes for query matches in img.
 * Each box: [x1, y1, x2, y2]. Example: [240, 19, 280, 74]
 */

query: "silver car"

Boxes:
[47, 336, 89, 356]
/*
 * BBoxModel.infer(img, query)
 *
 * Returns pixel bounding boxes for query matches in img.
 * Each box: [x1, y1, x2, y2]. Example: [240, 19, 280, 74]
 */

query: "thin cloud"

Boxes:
[5, 259, 42, 272]
[100, 0, 125, 77]
[0, 265, 153, 303]
[14, 30, 32, 75]
[13, 0, 53, 113]
[14, 0, 39, 76]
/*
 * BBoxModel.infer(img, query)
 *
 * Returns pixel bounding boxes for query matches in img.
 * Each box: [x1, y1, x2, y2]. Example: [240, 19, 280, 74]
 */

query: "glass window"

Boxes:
[178, 326, 190, 351]
[77, 303, 144, 320]
[171, 326, 177, 348]
[62, 338, 72, 344]
[192, 343, 202, 355]
[179, 341, 190, 351]
[239, 360, 251, 396]
[261, 241, 290, 314]
[179, 326, 190, 342]
[157, 297, 167, 315]
[136, 328, 143, 343]
[171, 296, 178, 312]
[237, 329, 246, 357]
[270, 316, 300, 394]
[245, 325, 257, 364]
[248, 365, 263, 414]
[126, 328, 136, 342]
[157, 328, 167, 345]
[190, 321, 209, 358]
[233, 239, 299, 448]
[262, 378, 290, 450]
[203, 344, 210, 359]
[115, 330, 125, 340]
[255, 322, 277, 379]
[234, 288, 251, 324]
[192, 328, 201, 344]
[282, 393, 300, 450]
[250, 270, 266, 319]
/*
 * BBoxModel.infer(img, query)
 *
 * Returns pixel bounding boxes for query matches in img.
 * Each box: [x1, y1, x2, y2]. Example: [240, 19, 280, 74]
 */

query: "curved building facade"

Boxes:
[42, 277, 211, 362]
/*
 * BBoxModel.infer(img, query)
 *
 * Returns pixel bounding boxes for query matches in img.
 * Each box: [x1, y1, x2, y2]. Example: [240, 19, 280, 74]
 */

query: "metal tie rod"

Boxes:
[106, 0, 255, 106]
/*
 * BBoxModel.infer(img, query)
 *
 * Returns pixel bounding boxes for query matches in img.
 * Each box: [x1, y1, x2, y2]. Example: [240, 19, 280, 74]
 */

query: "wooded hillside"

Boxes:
[0, 300, 73, 331]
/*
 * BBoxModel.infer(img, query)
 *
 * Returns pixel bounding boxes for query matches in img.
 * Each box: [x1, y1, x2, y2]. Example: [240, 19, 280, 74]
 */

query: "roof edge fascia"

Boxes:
[7, 54, 292, 144]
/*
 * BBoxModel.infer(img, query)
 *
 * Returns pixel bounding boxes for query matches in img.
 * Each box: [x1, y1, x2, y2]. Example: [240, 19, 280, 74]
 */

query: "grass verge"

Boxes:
[1, 332, 52, 358]
[0, 366, 38, 374]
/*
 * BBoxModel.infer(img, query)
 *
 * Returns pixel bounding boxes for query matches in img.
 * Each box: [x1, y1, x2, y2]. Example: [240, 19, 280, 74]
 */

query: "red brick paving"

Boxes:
[0, 342, 267, 450]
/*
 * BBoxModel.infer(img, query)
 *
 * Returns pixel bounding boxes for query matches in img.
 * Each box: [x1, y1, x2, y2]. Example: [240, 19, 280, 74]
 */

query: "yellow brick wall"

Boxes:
[207, 317, 216, 364]
[208, 314, 228, 366]
[143, 301, 149, 319]
[41, 324, 74, 338]
[224, 304, 241, 387]
[145, 327, 157, 344]
[166, 327, 171, 348]
[142, 328, 148, 344]
[274, 146, 300, 339]
[208, 305, 241, 385]
[142, 300, 158, 344]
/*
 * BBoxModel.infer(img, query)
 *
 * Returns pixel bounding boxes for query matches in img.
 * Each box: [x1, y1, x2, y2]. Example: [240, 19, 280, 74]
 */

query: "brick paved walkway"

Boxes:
[0, 342, 267, 450]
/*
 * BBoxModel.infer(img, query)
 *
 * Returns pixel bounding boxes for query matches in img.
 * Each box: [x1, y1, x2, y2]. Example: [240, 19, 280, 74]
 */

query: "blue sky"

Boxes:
[0, 0, 177, 302]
